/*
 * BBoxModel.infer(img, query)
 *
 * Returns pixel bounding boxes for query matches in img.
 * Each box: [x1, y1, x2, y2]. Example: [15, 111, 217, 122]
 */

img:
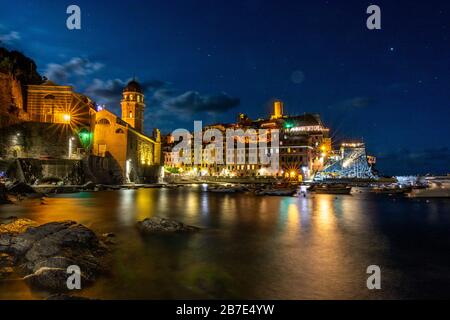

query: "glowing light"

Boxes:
[284, 122, 294, 129]
[68, 137, 74, 159]
[63, 114, 71, 123]
[126, 159, 132, 182]
[287, 125, 326, 132]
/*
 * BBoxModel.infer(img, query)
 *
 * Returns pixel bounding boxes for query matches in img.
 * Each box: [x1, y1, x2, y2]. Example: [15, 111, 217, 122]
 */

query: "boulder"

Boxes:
[137, 217, 199, 234]
[24, 267, 91, 292]
[0, 184, 12, 205]
[0, 253, 14, 279]
[81, 181, 96, 190]
[6, 182, 36, 195]
[0, 218, 38, 234]
[0, 219, 108, 293]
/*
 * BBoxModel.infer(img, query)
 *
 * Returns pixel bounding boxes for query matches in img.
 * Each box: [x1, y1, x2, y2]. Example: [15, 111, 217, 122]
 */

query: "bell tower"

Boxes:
[121, 79, 145, 132]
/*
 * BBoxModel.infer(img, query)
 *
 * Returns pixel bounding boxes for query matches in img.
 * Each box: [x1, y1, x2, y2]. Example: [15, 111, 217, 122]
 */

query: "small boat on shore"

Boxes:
[372, 185, 412, 195]
[209, 188, 238, 193]
[255, 188, 297, 196]
[208, 184, 244, 193]
[309, 184, 352, 195]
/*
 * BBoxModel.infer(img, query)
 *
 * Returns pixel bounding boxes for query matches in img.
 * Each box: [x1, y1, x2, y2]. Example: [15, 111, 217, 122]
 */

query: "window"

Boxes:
[115, 128, 124, 134]
[98, 118, 110, 125]
[129, 111, 133, 118]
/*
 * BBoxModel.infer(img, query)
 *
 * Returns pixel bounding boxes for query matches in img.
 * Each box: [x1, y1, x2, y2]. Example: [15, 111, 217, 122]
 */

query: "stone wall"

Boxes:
[0, 122, 82, 159]
[4, 156, 126, 185]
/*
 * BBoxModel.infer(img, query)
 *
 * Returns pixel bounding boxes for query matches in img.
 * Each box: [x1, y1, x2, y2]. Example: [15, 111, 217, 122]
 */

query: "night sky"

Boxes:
[1, 0, 449, 175]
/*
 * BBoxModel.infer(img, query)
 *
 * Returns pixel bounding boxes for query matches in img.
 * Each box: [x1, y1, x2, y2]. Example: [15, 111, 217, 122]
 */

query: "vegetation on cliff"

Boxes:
[0, 47, 42, 85]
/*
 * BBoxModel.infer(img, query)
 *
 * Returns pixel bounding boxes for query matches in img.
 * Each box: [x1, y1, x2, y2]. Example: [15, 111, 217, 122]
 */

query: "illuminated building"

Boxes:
[121, 79, 145, 133]
[314, 141, 377, 180]
[1, 76, 161, 183]
[164, 100, 331, 181]
[27, 80, 96, 129]
[93, 80, 161, 183]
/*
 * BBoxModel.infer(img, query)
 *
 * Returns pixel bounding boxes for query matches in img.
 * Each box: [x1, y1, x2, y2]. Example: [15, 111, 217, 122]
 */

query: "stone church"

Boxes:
[0, 76, 161, 184]
[92, 80, 161, 183]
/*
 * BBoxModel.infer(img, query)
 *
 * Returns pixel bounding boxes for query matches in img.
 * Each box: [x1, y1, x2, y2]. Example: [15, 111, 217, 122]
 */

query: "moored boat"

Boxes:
[407, 179, 450, 198]
[209, 188, 238, 193]
[372, 185, 412, 194]
[255, 188, 298, 196]
[309, 183, 352, 194]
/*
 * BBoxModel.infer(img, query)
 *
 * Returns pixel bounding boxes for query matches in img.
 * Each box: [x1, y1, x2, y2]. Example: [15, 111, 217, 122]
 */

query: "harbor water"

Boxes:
[1, 185, 449, 299]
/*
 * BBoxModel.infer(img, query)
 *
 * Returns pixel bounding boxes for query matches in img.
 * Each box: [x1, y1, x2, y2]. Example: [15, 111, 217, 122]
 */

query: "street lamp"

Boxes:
[126, 159, 132, 183]
[68, 137, 75, 159]
[63, 113, 71, 123]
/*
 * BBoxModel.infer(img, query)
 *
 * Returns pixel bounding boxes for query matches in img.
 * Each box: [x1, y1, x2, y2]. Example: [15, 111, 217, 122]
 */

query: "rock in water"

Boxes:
[0, 253, 15, 279]
[137, 217, 199, 233]
[0, 218, 38, 234]
[0, 219, 108, 293]
[24, 267, 91, 292]
[6, 182, 36, 195]
[0, 184, 12, 205]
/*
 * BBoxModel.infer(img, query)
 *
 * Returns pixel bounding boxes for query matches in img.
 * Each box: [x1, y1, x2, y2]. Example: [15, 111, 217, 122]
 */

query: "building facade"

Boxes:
[1, 76, 162, 184]
[92, 80, 161, 183]
[164, 100, 331, 181]
[27, 80, 96, 129]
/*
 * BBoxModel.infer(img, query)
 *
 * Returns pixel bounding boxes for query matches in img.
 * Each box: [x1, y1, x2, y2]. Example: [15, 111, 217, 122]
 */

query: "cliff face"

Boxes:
[0, 72, 24, 127]
[0, 72, 23, 109]
[0, 47, 42, 127]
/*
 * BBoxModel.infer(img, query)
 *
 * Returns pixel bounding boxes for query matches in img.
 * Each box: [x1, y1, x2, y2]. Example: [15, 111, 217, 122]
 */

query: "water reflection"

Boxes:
[1, 188, 449, 299]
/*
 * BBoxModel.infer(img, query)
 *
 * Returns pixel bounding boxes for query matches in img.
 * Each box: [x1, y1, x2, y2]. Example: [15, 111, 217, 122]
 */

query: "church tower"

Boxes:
[121, 79, 145, 133]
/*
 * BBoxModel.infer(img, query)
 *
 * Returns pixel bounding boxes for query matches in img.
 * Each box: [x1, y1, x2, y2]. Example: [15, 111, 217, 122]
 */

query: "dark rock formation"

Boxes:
[0, 183, 12, 204]
[0, 252, 14, 278]
[137, 217, 199, 234]
[0, 218, 108, 293]
[6, 181, 36, 195]
[24, 267, 92, 292]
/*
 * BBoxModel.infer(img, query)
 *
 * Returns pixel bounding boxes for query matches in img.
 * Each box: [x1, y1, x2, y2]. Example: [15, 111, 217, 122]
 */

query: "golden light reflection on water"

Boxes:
[2, 189, 444, 300]
[316, 196, 337, 233]
[287, 203, 300, 234]
[117, 190, 137, 226]
[136, 189, 155, 221]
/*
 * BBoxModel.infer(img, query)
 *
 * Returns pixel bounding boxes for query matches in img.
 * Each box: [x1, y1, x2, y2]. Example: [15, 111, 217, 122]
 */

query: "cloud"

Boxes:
[155, 90, 240, 116]
[0, 31, 20, 44]
[85, 78, 166, 105]
[82, 75, 239, 132]
[44, 57, 104, 84]
[84, 78, 125, 104]
[86, 76, 239, 118]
